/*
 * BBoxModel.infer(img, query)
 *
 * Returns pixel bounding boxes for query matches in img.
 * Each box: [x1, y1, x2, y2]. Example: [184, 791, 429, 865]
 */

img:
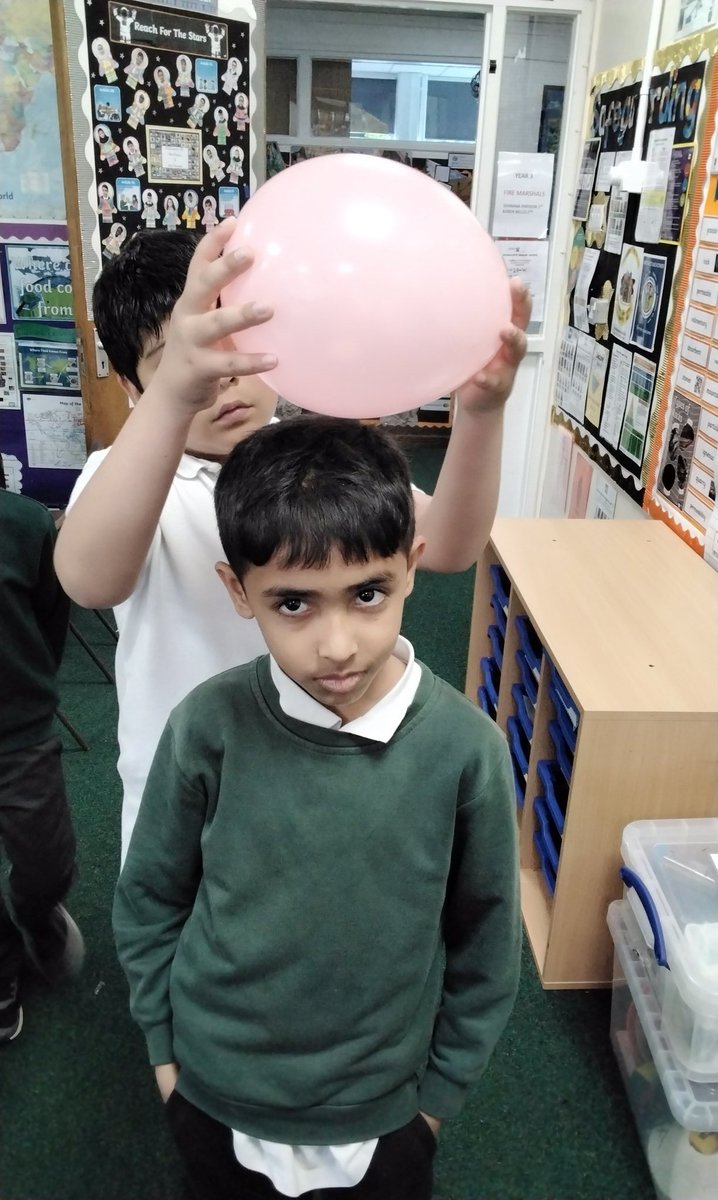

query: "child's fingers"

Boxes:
[193, 300, 275, 348]
[507, 278, 532, 332]
[181, 219, 254, 312]
[196, 347, 277, 380]
[498, 324, 528, 366]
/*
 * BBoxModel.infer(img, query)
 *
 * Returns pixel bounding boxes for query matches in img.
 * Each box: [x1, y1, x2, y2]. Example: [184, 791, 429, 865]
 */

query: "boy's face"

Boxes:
[216, 542, 424, 722]
[127, 320, 277, 460]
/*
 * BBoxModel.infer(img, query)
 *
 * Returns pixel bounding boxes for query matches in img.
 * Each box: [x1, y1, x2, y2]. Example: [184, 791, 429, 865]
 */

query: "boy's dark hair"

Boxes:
[215, 416, 416, 579]
[92, 229, 200, 391]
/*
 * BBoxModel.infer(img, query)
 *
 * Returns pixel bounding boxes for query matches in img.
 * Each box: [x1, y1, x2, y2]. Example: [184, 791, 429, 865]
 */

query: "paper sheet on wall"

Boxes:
[0, 453, 23, 493]
[586, 471, 618, 519]
[585, 342, 610, 427]
[0, 334, 21, 409]
[612, 244, 644, 342]
[573, 138, 600, 221]
[595, 151, 616, 193]
[539, 424, 574, 517]
[492, 152, 554, 238]
[567, 445, 593, 518]
[600, 343, 633, 448]
[22, 394, 86, 470]
[565, 331, 595, 423]
[636, 128, 676, 244]
[605, 152, 633, 255]
[497, 241, 549, 322]
[619, 354, 657, 466]
[556, 326, 578, 413]
[573, 247, 600, 332]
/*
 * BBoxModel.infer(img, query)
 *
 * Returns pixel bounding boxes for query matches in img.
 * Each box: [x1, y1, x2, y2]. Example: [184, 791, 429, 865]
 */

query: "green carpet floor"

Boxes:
[0, 446, 655, 1199]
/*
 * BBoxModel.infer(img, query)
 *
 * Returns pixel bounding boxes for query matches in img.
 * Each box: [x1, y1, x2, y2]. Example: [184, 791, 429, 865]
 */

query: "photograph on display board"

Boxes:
[4, 244, 74, 324]
[83, 0, 250, 256]
[555, 53, 709, 503]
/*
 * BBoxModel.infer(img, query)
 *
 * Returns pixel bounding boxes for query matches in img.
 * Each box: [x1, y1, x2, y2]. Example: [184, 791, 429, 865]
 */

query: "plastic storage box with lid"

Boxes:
[621, 818, 718, 1083]
[607, 898, 718, 1200]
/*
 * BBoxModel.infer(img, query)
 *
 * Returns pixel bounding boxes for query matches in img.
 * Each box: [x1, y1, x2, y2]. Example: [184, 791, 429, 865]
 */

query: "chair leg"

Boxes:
[56, 708, 89, 752]
[69, 622, 115, 684]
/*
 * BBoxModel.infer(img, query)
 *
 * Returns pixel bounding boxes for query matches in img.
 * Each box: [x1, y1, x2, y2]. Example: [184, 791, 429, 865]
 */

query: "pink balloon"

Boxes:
[222, 154, 511, 419]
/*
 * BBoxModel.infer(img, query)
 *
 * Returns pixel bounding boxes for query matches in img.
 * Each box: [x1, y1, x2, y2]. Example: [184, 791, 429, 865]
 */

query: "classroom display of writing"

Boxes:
[553, 30, 717, 507]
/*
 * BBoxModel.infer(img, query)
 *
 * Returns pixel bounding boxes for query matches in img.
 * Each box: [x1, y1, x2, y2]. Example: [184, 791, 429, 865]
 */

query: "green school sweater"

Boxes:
[113, 655, 520, 1144]
[0, 490, 69, 753]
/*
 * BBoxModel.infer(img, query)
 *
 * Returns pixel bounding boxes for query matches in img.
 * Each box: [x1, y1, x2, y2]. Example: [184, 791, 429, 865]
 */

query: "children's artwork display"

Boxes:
[80, 1, 250, 274]
[645, 54, 718, 553]
[553, 31, 717, 506]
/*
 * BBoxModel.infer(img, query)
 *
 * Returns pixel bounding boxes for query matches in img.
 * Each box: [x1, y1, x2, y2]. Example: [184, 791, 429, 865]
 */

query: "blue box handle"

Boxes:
[619, 866, 669, 969]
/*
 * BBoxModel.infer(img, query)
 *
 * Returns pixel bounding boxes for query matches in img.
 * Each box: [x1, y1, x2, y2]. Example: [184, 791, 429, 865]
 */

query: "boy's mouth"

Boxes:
[314, 672, 365, 695]
[214, 401, 253, 427]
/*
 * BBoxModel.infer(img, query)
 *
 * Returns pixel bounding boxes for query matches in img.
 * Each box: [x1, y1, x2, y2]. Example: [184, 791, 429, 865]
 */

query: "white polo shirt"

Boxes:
[68, 450, 267, 861]
[232, 636, 422, 1196]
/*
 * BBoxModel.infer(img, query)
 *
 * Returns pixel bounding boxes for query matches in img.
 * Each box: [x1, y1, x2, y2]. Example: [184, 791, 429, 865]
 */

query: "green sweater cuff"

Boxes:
[417, 1069, 468, 1120]
[145, 1023, 175, 1067]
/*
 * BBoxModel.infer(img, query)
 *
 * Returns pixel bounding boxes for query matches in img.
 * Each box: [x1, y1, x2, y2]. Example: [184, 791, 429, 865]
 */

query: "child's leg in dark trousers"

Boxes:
[166, 1090, 435, 1200]
[0, 737, 78, 982]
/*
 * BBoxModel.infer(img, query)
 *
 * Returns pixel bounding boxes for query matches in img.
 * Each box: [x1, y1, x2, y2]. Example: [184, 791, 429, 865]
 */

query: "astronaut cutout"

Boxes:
[221, 56, 242, 96]
[163, 195, 181, 231]
[205, 23, 225, 58]
[175, 54, 194, 98]
[233, 92, 249, 133]
[227, 145, 244, 185]
[182, 189, 200, 230]
[97, 183, 117, 224]
[201, 196, 218, 232]
[102, 222, 127, 259]
[203, 145, 226, 183]
[124, 47, 148, 91]
[94, 124, 120, 168]
[154, 66, 175, 110]
[126, 89, 150, 130]
[114, 6, 136, 44]
[213, 106, 229, 147]
[141, 188, 160, 229]
[91, 38, 119, 84]
[123, 136, 147, 178]
[187, 93, 210, 130]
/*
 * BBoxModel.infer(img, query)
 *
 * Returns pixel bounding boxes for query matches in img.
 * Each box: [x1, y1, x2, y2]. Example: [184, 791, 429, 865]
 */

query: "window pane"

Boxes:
[425, 79, 478, 142]
[267, 57, 298, 136]
[311, 59, 479, 143]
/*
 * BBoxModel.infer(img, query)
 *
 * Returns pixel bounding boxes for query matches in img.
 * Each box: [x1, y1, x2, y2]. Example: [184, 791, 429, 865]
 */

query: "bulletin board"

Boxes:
[644, 38, 718, 551]
[0, 0, 87, 507]
[552, 33, 716, 506]
[79, 1, 250, 278]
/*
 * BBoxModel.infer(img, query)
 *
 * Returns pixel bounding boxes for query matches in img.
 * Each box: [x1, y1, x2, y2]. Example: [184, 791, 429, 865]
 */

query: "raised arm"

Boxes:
[54, 221, 276, 608]
[416, 280, 531, 573]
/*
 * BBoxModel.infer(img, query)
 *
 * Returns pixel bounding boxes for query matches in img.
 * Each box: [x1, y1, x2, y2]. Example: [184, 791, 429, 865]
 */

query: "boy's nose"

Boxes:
[317, 617, 358, 666]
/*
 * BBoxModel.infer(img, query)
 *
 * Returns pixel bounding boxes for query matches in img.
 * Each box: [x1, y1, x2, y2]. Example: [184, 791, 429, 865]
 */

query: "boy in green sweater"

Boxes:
[0, 486, 83, 1044]
[113, 416, 521, 1200]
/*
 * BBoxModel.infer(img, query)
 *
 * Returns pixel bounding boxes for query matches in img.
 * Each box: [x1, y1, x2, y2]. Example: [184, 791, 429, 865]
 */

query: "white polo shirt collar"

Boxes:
[269, 636, 421, 743]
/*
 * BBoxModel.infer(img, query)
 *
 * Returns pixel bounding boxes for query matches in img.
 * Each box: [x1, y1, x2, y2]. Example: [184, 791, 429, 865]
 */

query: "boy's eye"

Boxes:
[356, 588, 384, 607]
[278, 597, 308, 616]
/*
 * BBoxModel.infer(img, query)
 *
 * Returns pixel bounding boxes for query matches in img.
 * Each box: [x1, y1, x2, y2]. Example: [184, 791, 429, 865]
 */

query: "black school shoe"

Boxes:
[25, 904, 85, 984]
[0, 977, 23, 1044]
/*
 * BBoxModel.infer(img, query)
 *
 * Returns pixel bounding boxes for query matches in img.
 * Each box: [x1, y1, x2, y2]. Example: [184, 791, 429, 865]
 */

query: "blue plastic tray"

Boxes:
[488, 563, 510, 611]
[533, 830, 557, 896]
[548, 720, 574, 784]
[550, 665, 579, 728]
[536, 759, 568, 836]
[516, 650, 538, 706]
[507, 714, 530, 778]
[534, 796, 560, 873]
[479, 656, 500, 710]
[477, 686, 496, 720]
[549, 681, 578, 753]
[490, 592, 507, 636]
[511, 684, 534, 742]
[511, 755, 525, 810]
[487, 624, 504, 670]
[515, 616, 542, 678]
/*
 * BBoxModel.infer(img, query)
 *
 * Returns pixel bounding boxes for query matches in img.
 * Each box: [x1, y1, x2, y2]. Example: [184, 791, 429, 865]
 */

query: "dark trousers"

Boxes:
[166, 1090, 436, 1200]
[0, 737, 77, 981]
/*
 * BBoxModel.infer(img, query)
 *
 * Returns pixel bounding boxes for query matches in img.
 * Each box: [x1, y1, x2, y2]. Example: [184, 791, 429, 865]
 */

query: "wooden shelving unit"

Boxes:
[465, 519, 718, 989]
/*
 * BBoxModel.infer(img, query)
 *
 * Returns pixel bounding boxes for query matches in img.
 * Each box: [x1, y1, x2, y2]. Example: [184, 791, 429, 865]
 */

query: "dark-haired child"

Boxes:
[114, 415, 520, 1200]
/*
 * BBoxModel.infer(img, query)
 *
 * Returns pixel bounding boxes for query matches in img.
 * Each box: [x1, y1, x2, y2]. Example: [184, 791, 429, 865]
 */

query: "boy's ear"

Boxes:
[215, 562, 254, 618]
[404, 536, 426, 598]
[119, 375, 142, 407]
